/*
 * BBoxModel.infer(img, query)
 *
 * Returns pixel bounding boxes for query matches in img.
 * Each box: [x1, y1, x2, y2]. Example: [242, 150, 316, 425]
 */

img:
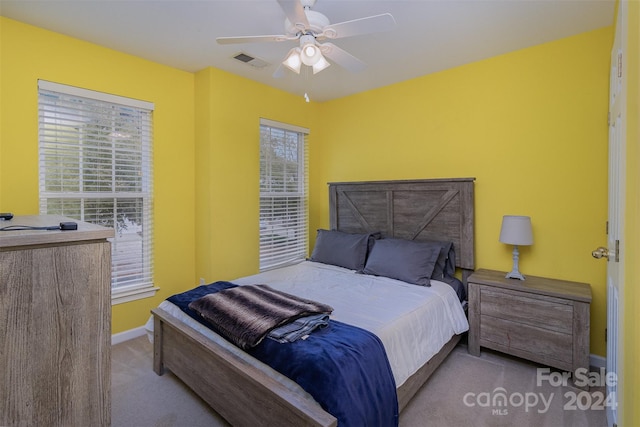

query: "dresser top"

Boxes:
[0, 215, 114, 249]
[468, 268, 592, 302]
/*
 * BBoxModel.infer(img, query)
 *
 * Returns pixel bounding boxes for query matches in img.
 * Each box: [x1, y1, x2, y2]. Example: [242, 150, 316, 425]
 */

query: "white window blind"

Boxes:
[259, 119, 309, 271]
[38, 80, 156, 304]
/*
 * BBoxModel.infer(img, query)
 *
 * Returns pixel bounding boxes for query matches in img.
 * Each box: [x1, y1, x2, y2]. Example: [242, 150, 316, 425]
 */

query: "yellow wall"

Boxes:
[623, 1, 640, 425]
[193, 67, 316, 282]
[0, 17, 196, 333]
[311, 27, 613, 358]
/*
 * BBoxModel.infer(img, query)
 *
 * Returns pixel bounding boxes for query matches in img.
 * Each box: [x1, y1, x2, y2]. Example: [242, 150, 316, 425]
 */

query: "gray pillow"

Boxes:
[309, 229, 372, 271]
[426, 240, 455, 280]
[363, 238, 441, 286]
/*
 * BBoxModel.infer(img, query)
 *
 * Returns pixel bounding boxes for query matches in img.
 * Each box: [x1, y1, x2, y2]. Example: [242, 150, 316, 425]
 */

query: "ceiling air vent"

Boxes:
[232, 52, 269, 69]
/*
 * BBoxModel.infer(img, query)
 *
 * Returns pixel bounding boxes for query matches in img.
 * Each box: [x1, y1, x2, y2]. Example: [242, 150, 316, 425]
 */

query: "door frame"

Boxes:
[606, 2, 627, 426]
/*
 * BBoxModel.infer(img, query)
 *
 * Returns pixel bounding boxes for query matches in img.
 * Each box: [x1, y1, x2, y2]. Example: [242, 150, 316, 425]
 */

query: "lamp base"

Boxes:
[505, 270, 526, 280]
[506, 245, 526, 280]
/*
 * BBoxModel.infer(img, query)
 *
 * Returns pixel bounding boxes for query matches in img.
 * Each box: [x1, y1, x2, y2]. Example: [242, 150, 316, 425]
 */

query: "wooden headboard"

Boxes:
[328, 178, 475, 282]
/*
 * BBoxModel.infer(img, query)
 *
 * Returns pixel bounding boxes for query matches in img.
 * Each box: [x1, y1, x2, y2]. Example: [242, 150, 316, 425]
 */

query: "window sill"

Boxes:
[112, 285, 159, 305]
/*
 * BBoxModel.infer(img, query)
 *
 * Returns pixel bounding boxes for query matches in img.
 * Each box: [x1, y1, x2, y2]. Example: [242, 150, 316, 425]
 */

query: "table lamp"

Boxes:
[499, 215, 533, 280]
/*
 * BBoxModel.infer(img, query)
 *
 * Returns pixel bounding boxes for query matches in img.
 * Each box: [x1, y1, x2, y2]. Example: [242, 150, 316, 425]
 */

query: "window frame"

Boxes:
[259, 118, 309, 271]
[37, 80, 157, 304]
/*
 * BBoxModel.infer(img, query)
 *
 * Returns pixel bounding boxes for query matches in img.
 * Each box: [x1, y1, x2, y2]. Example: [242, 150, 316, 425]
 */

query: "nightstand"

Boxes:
[468, 269, 591, 376]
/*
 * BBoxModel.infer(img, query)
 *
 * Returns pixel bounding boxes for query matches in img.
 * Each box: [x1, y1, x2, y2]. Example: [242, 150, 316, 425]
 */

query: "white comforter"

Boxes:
[149, 260, 468, 389]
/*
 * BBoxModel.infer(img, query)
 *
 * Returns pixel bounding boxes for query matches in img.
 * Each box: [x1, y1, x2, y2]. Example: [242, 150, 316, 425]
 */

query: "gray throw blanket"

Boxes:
[268, 313, 330, 343]
[188, 284, 333, 349]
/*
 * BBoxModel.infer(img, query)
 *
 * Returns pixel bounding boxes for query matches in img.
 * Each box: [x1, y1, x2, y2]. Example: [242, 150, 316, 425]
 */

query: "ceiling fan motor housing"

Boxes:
[285, 9, 330, 36]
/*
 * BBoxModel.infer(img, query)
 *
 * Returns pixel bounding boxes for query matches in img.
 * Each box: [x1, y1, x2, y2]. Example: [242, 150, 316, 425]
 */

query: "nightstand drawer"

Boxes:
[480, 315, 573, 367]
[479, 287, 573, 334]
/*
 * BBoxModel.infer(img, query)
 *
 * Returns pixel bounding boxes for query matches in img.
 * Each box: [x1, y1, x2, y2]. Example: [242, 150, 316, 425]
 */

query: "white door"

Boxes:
[592, 3, 626, 426]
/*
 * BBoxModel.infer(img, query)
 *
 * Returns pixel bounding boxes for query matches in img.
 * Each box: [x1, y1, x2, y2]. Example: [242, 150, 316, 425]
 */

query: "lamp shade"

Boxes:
[282, 48, 302, 74]
[499, 215, 533, 246]
[312, 56, 331, 74]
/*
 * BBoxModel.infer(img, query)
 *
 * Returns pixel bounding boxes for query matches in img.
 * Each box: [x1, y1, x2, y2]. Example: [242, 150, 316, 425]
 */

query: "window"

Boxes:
[259, 119, 309, 271]
[38, 80, 156, 304]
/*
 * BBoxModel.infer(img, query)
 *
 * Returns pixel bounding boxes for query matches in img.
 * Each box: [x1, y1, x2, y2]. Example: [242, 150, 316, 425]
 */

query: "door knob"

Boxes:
[592, 246, 611, 260]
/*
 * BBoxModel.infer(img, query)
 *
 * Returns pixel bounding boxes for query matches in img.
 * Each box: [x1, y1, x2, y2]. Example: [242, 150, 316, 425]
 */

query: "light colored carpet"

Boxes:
[112, 336, 608, 427]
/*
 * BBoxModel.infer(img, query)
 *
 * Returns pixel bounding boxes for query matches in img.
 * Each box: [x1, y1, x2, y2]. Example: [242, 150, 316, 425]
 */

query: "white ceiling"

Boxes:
[0, 0, 615, 102]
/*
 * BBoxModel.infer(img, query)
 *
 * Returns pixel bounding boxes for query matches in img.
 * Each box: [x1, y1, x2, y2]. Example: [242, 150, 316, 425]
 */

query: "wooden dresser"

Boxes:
[0, 215, 114, 426]
[468, 269, 591, 375]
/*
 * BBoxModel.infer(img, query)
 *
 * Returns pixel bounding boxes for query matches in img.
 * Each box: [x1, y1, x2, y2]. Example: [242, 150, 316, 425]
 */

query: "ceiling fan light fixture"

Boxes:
[312, 56, 331, 74]
[299, 34, 322, 66]
[283, 48, 302, 74]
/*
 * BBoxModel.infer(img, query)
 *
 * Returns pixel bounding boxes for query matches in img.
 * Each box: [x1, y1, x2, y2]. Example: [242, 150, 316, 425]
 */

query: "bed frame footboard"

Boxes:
[152, 307, 338, 427]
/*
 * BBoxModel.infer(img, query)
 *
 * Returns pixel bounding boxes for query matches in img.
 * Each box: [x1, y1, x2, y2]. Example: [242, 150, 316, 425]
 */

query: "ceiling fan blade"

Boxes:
[217, 34, 294, 45]
[277, 0, 310, 31]
[321, 13, 396, 39]
[320, 43, 366, 73]
[273, 63, 286, 78]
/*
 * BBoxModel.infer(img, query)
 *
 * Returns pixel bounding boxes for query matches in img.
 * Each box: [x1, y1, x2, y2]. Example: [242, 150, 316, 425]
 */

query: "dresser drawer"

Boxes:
[479, 287, 573, 334]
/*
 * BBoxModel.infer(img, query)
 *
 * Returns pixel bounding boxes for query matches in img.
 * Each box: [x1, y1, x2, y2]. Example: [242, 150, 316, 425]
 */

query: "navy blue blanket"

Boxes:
[168, 282, 399, 427]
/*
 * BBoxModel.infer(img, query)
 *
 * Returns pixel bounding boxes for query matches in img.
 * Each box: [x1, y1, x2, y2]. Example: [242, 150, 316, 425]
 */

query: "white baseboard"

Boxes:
[111, 326, 147, 345]
[590, 353, 606, 370]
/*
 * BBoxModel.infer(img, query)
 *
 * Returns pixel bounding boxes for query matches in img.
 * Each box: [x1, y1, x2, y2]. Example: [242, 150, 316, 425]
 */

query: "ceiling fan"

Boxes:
[216, 0, 396, 77]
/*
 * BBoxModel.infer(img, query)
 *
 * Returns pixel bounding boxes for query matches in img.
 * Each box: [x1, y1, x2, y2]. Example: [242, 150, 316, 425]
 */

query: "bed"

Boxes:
[151, 178, 475, 426]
